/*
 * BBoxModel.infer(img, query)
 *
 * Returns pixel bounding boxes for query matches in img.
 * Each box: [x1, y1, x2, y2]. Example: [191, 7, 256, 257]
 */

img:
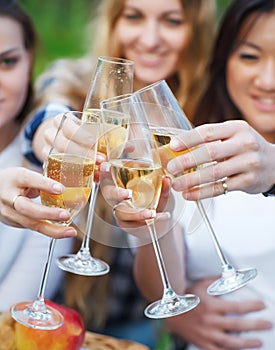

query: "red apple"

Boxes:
[15, 300, 85, 350]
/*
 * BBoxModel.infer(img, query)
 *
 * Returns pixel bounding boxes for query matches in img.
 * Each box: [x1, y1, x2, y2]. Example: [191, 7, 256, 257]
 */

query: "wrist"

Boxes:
[262, 143, 275, 196]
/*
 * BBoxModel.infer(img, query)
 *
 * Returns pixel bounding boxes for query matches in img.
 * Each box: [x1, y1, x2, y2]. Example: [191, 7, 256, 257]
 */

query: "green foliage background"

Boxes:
[20, 0, 232, 78]
[20, 0, 98, 76]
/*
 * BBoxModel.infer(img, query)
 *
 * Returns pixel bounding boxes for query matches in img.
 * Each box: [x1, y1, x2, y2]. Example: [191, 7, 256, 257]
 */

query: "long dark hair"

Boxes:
[0, 1, 37, 124]
[193, 0, 275, 126]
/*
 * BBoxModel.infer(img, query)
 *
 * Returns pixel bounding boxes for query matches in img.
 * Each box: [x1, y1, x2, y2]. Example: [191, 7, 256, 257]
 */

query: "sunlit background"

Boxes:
[20, 0, 232, 78]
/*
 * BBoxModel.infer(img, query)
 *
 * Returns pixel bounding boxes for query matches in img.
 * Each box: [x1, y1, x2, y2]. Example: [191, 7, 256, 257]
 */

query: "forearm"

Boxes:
[261, 141, 275, 193]
[32, 118, 55, 163]
[23, 103, 71, 166]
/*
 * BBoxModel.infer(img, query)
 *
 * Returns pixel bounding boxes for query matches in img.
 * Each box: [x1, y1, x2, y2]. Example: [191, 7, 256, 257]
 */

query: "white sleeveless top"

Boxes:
[175, 190, 275, 349]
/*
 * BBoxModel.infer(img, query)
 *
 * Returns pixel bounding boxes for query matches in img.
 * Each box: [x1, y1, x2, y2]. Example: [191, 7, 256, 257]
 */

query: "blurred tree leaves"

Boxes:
[20, 0, 99, 76]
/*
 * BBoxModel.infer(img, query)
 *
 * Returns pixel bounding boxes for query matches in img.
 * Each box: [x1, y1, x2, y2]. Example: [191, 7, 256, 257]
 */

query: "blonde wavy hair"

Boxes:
[31, 0, 216, 120]
[89, 0, 217, 119]
[29, 0, 217, 329]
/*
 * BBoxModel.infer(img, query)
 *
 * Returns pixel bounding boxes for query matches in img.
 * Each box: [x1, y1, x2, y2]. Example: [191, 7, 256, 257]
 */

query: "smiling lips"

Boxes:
[253, 96, 275, 112]
[137, 53, 166, 67]
[259, 97, 275, 105]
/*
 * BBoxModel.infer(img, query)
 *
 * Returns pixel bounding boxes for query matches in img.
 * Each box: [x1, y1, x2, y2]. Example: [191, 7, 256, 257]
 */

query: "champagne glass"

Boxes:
[134, 80, 258, 296]
[56, 56, 134, 276]
[101, 98, 200, 319]
[10, 111, 100, 329]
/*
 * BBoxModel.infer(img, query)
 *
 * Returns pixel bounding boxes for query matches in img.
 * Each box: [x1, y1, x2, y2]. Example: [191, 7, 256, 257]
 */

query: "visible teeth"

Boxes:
[260, 98, 275, 105]
[142, 54, 158, 60]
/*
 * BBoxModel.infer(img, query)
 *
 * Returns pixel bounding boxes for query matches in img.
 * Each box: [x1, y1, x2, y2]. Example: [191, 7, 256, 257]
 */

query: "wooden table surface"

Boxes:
[0, 311, 150, 350]
[82, 331, 150, 350]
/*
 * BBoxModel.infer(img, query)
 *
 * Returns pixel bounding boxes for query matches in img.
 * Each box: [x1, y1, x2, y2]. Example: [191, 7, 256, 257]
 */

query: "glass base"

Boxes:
[56, 254, 110, 276]
[207, 268, 258, 296]
[144, 293, 200, 320]
[10, 300, 63, 330]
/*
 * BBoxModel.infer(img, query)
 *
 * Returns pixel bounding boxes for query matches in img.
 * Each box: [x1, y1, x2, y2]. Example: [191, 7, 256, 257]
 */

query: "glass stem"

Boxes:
[34, 238, 56, 310]
[78, 181, 100, 259]
[196, 200, 236, 278]
[145, 218, 177, 301]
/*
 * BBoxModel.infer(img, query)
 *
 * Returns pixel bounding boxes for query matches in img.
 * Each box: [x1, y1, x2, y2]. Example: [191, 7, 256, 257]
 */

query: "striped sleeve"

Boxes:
[22, 102, 71, 166]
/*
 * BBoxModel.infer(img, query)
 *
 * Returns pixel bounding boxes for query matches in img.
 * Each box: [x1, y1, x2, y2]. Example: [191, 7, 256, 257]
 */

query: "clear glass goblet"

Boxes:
[56, 56, 134, 276]
[10, 111, 100, 329]
[134, 80, 257, 296]
[101, 97, 200, 319]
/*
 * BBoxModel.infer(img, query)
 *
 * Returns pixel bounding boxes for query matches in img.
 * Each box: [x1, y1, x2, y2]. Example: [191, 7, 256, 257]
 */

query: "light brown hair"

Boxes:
[90, 0, 217, 119]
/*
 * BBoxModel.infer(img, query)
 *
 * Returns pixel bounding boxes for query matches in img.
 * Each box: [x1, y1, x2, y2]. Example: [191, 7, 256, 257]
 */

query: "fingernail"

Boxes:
[182, 192, 191, 199]
[167, 161, 177, 175]
[64, 228, 77, 237]
[96, 153, 106, 162]
[52, 183, 64, 193]
[59, 210, 71, 220]
[118, 188, 132, 200]
[170, 137, 182, 150]
[142, 209, 156, 219]
[100, 162, 111, 172]
[156, 212, 171, 221]
[127, 189, 132, 199]
[251, 340, 262, 348]
[261, 321, 273, 329]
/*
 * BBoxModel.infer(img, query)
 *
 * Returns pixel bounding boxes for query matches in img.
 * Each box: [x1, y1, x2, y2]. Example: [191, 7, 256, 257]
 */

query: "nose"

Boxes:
[255, 59, 275, 91]
[138, 20, 161, 49]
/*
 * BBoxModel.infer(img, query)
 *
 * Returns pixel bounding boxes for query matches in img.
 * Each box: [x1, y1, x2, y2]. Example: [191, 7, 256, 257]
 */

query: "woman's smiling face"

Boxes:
[0, 15, 32, 130]
[227, 11, 275, 142]
[115, 0, 192, 90]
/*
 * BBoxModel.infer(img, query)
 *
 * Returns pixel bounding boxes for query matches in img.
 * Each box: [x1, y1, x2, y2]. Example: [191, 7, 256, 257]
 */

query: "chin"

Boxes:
[135, 68, 172, 86]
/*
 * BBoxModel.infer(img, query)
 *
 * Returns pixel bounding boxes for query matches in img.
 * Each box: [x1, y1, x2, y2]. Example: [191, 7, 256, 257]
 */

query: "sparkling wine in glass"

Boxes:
[101, 98, 200, 319]
[56, 56, 134, 276]
[10, 111, 100, 329]
[134, 80, 257, 296]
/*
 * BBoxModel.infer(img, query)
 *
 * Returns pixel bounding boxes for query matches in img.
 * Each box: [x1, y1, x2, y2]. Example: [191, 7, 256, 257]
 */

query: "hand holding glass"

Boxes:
[56, 56, 134, 276]
[101, 99, 199, 319]
[134, 80, 257, 296]
[10, 111, 99, 329]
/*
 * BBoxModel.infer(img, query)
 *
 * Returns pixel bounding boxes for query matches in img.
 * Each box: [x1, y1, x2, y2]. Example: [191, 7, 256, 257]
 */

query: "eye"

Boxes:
[122, 10, 142, 22]
[0, 56, 19, 68]
[125, 14, 140, 20]
[165, 17, 184, 26]
[239, 53, 259, 61]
